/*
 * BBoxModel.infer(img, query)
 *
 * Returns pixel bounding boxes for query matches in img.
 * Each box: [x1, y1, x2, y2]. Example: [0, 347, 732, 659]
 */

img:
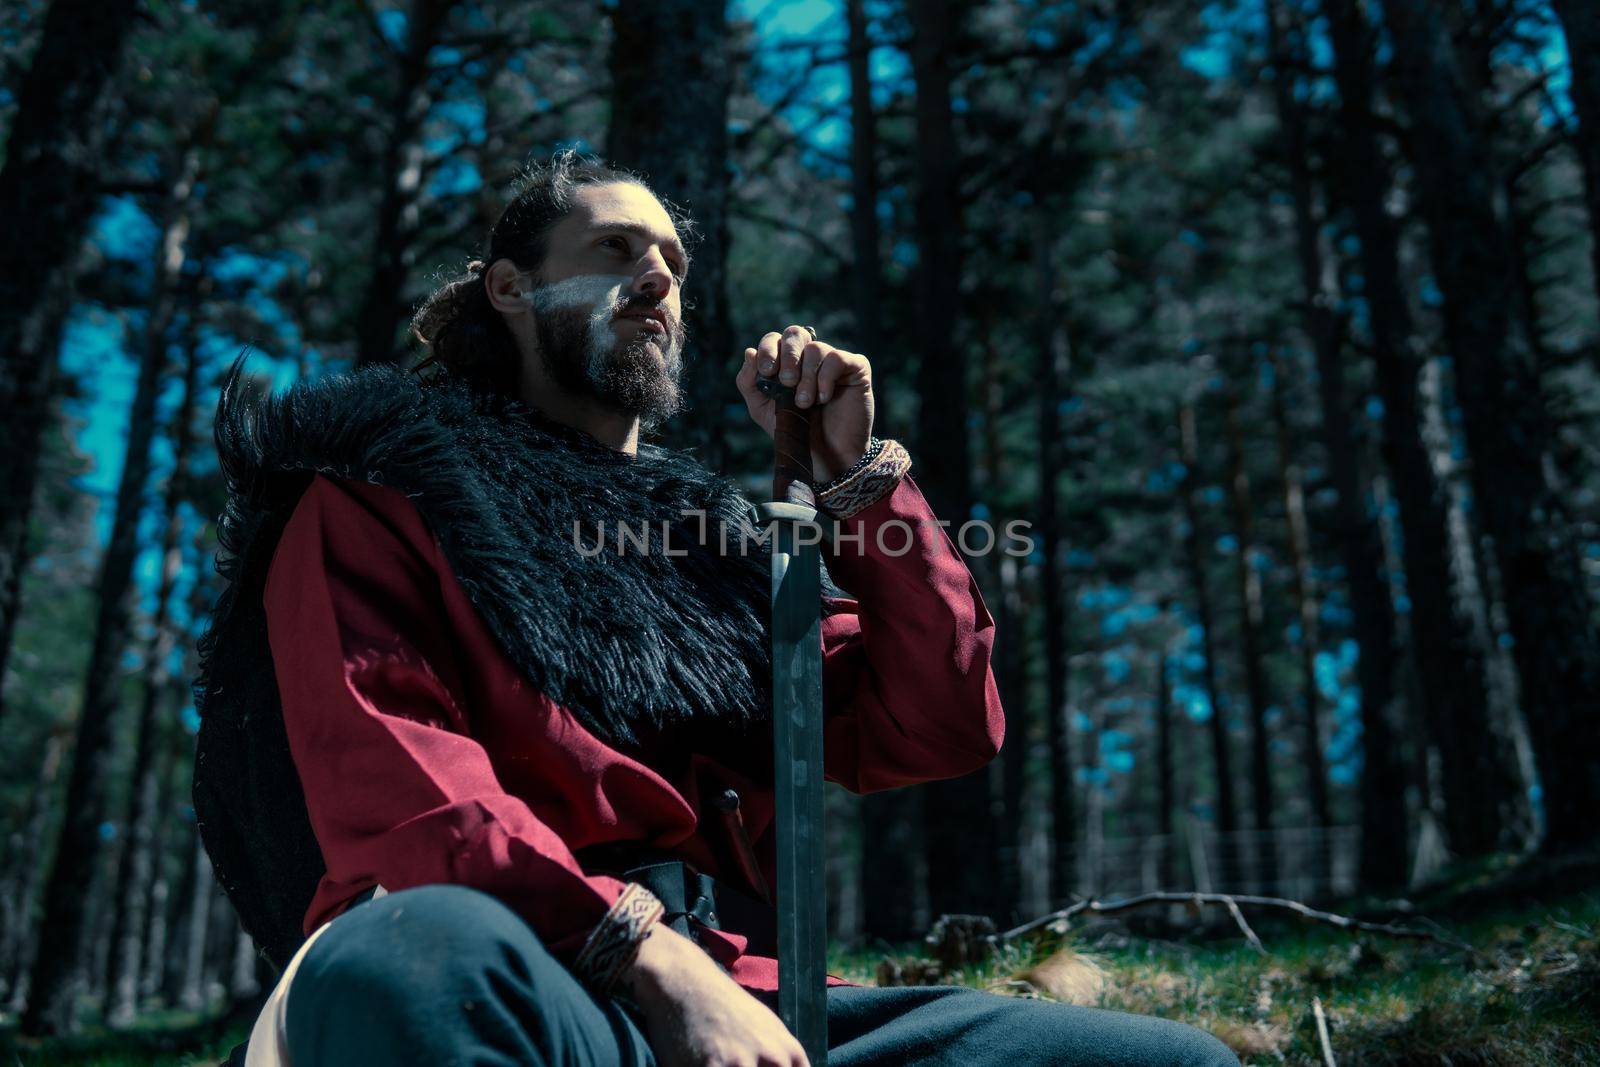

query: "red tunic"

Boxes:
[263, 469, 1002, 996]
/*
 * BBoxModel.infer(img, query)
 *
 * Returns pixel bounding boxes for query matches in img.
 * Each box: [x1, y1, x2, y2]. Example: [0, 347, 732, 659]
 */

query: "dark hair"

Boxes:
[410, 148, 696, 397]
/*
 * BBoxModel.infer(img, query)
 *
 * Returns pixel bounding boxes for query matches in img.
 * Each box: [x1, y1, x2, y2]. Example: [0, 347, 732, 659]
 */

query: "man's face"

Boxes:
[524, 182, 689, 428]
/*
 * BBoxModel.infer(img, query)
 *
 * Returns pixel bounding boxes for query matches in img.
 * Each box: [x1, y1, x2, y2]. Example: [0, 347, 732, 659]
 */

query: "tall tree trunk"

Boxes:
[177, 833, 214, 1013]
[21, 135, 205, 1037]
[0, 0, 140, 720]
[0, 732, 65, 1014]
[354, 0, 452, 366]
[1550, 0, 1600, 308]
[104, 321, 201, 1028]
[846, 0, 889, 431]
[1154, 643, 1177, 887]
[1259, 0, 1349, 851]
[1267, 0, 1416, 888]
[607, 0, 733, 466]
[847, 0, 956, 926]
[908, 0, 988, 922]
[1178, 403, 1238, 837]
[1222, 386, 1277, 887]
[137, 721, 184, 1008]
[1326, 0, 1514, 862]
[1037, 252, 1077, 904]
[1266, 353, 1330, 845]
[1383, 0, 1600, 851]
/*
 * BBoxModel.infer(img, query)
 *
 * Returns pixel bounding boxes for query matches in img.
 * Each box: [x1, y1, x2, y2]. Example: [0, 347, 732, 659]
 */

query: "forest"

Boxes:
[1, 0, 1598, 1063]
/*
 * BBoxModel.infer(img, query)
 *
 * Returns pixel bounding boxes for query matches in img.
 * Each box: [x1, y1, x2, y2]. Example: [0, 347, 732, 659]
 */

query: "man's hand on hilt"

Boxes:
[735, 324, 875, 484]
[621, 922, 810, 1067]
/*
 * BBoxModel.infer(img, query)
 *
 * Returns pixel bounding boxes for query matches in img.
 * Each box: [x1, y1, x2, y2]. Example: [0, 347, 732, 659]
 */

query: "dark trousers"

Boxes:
[284, 885, 1238, 1067]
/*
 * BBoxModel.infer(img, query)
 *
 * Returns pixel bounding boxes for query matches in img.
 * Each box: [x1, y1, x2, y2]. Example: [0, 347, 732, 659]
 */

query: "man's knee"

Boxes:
[286, 884, 559, 1060]
[981, 992, 1240, 1067]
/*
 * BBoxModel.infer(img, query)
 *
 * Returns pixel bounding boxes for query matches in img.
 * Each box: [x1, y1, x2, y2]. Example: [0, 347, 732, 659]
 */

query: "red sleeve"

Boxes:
[263, 473, 625, 957]
[818, 474, 1005, 792]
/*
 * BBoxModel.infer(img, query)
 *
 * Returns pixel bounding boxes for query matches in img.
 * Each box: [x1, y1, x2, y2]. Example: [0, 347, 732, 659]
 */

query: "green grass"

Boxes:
[7, 888, 1597, 1065]
[836, 889, 1600, 1065]
[0, 1008, 250, 1066]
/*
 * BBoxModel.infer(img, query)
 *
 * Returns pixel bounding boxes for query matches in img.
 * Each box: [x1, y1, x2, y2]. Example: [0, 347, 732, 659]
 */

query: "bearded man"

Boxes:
[194, 150, 1237, 1067]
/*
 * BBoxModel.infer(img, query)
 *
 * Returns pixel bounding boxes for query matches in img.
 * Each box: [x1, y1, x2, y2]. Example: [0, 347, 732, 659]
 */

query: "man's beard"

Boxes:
[527, 274, 686, 430]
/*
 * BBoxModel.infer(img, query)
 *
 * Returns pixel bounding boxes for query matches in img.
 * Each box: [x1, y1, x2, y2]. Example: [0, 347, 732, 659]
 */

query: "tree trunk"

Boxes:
[1550, 0, 1600, 309]
[0, 732, 65, 1014]
[1266, 353, 1330, 844]
[1323, 0, 1517, 865]
[846, 0, 889, 431]
[1155, 644, 1177, 887]
[137, 729, 181, 1008]
[0, 0, 140, 718]
[1263, 0, 1417, 888]
[21, 135, 204, 1036]
[1383, 0, 1600, 851]
[607, 0, 734, 466]
[1178, 404, 1238, 837]
[838, 0, 915, 934]
[1037, 253, 1077, 905]
[907, 0, 989, 922]
[177, 834, 214, 1013]
[104, 321, 201, 1028]
[354, 0, 453, 366]
[1222, 386, 1277, 888]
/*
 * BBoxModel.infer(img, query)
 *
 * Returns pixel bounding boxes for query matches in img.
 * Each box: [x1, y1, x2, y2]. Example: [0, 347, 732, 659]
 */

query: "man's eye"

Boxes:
[602, 237, 629, 253]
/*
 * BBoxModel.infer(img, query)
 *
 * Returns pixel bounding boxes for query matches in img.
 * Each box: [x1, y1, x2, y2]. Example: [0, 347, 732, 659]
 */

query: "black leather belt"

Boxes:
[339, 847, 779, 961]
[574, 842, 779, 959]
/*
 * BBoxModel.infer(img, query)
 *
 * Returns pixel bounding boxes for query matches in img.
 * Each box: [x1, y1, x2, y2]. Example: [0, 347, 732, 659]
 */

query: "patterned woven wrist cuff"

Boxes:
[816, 438, 912, 518]
[573, 882, 665, 994]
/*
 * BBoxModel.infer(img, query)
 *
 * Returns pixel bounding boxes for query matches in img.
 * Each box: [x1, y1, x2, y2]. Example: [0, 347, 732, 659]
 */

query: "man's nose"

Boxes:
[634, 250, 674, 298]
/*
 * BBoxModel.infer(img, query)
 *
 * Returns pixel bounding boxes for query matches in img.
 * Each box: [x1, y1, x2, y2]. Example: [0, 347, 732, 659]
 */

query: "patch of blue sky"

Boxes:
[1180, 0, 1260, 80]
[1319, 599, 1352, 628]
[93, 195, 161, 264]
[1100, 727, 1133, 752]
[1176, 684, 1212, 723]
[1078, 584, 1131, 610]
[60, 310, 136, 534]
[1104, 750, 1135, 774]
[433, 97, 487, 140]
[1103, 650, 1132, 684]
[1214, 532, 1238, 554]
[1314, 648, 1343, 702]
[376, 8, 407, 50]
[431, 157, 484, 198]
[1201, 485, 1225, 505]
[1074, 710, 1094, 733]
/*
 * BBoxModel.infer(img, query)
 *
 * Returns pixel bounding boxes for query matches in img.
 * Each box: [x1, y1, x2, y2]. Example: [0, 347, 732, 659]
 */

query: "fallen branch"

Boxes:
[1224, 897, 1267, 955]
[994, 891, 1479, 957]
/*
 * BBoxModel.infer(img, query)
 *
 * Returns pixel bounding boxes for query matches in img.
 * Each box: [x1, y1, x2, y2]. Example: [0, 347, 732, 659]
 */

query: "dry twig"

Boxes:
[1312, 996, 1336, 1066]
[994, 891, 1479, 957]
[1224, 897, 1267, 955]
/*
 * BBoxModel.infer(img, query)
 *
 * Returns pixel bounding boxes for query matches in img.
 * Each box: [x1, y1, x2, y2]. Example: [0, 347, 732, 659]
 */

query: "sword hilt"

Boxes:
[759, 377, 815, 508]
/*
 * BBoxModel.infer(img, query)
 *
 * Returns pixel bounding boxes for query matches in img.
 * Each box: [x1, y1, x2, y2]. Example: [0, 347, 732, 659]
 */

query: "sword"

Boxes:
[754, 374, 828, 1065]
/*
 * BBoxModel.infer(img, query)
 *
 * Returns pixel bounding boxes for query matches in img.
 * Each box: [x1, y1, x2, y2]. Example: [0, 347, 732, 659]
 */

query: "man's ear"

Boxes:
[485, 258, 533, 315]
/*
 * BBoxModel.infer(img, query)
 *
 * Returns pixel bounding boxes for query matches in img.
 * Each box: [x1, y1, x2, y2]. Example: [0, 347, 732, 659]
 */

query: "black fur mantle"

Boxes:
[192, 358, 818, 967]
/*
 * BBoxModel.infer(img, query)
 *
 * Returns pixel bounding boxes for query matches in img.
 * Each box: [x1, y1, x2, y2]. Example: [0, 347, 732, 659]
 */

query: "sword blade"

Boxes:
[767, 505, 827, 1064]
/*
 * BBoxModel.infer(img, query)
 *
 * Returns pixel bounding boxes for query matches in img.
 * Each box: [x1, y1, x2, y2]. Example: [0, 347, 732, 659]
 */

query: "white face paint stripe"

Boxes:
[524, 272, 683, 394]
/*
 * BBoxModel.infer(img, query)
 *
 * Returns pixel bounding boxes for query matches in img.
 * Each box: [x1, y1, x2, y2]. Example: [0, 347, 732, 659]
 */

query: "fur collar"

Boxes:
[193, 357, 823, 965]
